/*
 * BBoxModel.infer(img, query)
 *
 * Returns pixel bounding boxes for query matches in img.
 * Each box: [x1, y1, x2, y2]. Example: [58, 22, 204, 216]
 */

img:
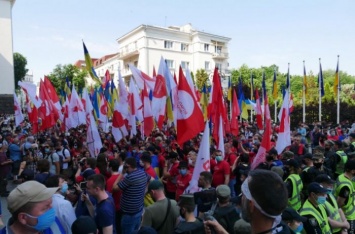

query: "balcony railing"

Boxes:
[212, 52, 229, 59]
[118, 45, 139, 59]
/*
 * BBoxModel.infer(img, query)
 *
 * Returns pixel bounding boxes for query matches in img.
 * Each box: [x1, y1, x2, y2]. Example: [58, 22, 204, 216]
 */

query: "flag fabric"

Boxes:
[286, 64, 290, 91]
[185, 121, 210, 193]
[117, 71, 129, 119]
[250, 71, 254, 101]
[272, 68, 278, 100]
[142, 83, 154, 137]
[230, 89, 240, 136]
[98, 94, 109, 132]
[68, 86, 86, 129]
[64, 77, 71, 98]
[177, 66, 204, 146]
[152, 68, 167, 129]
[334, 57, 339, 95]
[289, 93, 294, 114]
[129, 64, 156, 90]
[18, 81, 42, 108]
[25, 96, 38, 134]
[318, 60, 325, 97]
[200, 84, 209, 121]
[14, 93, 24, 127]
[43, 76, 63, 121]
[251, 88, 272, 170]
[128, 78, 143, 122]
[102, 70, 111, 89]
[227, 76, 232, 101]
[38, 80, 58, 130]
[303, 62, 308, 95]
[83, 89, 102, 157]
[83, 42, 101, 84]
[276, 90, 291, 154]
[185, 68, 198, 102]
[112, 101, 128, 142]
[255, 88, 263, 130]
[217, 115, 225, 158]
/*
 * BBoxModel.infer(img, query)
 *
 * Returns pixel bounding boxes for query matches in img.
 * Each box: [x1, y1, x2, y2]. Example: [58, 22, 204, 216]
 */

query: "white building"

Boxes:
[93, 53, 119, 85]
[117, 24, 230, 84]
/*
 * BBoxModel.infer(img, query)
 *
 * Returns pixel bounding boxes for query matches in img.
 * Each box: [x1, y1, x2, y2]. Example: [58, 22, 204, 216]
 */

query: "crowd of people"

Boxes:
[1, 114, 355, 234]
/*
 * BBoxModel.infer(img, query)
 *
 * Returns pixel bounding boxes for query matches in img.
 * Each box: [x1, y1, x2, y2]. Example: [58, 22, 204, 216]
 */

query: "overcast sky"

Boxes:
[12, 0, 355, 83]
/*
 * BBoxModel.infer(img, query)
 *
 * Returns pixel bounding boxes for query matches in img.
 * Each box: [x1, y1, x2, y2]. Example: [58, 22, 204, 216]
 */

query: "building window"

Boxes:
[181, 61, 189, 69]
[165, 59, 174, 69]
[204, 44, 209, 52]
[164, 41, 173, 49]
[215, 46, 222, 54]
[181, 43, 188, 51]
[205, 61, 210, 70]
[216, 63, 222, 71]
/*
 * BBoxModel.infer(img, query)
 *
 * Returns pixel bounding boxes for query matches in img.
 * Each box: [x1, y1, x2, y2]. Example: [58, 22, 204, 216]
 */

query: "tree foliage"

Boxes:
[47, 64, 87, 94]
[13, 52, 28, 90]
[195, 69, 209, 90]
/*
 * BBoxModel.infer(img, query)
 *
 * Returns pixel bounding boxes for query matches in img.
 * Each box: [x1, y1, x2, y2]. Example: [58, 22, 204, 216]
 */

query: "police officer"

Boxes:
[300, 182, 332, 234]
[315, 174, 350, 234]
[284, 159, 303, 211]
[333, 141, 348, 179]
[334, 160, 355, 233]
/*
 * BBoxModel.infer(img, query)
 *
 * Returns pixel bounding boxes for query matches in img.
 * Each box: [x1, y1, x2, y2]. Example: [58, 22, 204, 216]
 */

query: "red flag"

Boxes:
[102, 70, 111, 88]
[152, 66, 156, 77]
[224, 101, 231, 134]
[276, 90, 291, 153]
[43, 76, 60, 103]
[230, 89, 240, 136]
[255, 88, 263, 130]
[142, 83, 154, 137]
[112, 101, 128, 142]
[176, 66, 204, 146]
[289, 93, 294, 114]
[152, 74, 167, 129]
[38, 80, 58, 130]
[208, 67, 226, 145]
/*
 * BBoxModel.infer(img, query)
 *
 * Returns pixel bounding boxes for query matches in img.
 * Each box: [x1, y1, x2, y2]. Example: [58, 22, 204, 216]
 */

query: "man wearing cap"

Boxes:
[299, 182, 332, 234]
[142, 180, 179, 234]
[162, 151, 180, 200]
[282, 207, 306, 233]
[230, 169, 288, 234]
[1, 180, 65, 234]
[315, 174, 350, 234]
[174, 194, 204, 234]
[334, 160, 355, 233]
[284, 159, 303, 211]
[307, 152, 333, 184]
[212, 185, 239, 234]
[176, 161, 192, 201]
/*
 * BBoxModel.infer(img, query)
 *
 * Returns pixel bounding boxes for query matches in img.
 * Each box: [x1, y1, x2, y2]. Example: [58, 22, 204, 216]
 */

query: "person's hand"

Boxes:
[343, 221, 350, 229]
[81, 192, 89, 202]
[204, 220, 228, 234]
[74, 183, 82, 193]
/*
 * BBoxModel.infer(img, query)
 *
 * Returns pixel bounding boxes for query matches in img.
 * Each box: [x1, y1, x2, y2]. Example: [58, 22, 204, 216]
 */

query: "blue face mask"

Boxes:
[317, 196, 326, 205]
[61, 183, 68, 194]
[294, 223, 303, 233]
[180, 169, 187, 175]
[44, 148, 50, 153]
[216, 156, 223, 162]
[25, 207, 56, 231]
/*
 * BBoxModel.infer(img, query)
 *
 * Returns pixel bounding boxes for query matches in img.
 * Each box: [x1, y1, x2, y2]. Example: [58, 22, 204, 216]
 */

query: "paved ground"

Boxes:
[0, 180, 19, 228]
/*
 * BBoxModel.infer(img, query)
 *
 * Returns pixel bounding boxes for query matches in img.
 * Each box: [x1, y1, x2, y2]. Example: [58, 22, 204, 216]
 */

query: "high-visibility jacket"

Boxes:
[335, 174, 355, 220]
[300, 200, 332, 234]
[285, 174, 303, 211]
[335, 150, 347, 175]
[324, 193, 342, 233]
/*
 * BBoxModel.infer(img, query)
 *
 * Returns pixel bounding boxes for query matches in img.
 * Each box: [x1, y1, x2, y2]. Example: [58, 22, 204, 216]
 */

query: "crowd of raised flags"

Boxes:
[13, 43, 343, 180]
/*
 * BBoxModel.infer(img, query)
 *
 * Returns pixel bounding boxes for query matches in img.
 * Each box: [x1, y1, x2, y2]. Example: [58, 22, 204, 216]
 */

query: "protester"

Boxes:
[71, 216, 98, 234]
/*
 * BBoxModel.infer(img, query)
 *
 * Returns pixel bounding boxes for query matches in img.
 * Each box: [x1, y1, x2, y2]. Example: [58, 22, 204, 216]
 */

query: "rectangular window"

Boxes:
[164, 41, 173, 49]
[215, 45, 222, 54]
[204, 44, 209, 52]
[181, 43, 189, 51]
[205, 61, 210, 70]
[165, 59, 174, 69]
[181, 61, 189, 69]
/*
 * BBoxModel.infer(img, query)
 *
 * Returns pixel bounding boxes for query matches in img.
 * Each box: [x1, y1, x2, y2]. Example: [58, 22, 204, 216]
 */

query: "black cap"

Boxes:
[178, 161, 188, 169]
[285, 159, 300, 168]
[315, 174, 335, 184]
[71, 216, 97, 234]
[302, 153, 313, 160]
[178, 194, 195, 207]
[282, 207, 307, 222]
[308, 182, 328, 194]
[268, 148, 278, 156]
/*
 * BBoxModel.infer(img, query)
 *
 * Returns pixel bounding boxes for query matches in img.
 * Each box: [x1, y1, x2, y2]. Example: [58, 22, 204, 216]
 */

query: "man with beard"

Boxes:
[142, 180, 179, 234]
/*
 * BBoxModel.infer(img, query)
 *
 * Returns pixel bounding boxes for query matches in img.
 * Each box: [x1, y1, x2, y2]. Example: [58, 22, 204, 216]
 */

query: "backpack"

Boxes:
[213, 205, 240, 234]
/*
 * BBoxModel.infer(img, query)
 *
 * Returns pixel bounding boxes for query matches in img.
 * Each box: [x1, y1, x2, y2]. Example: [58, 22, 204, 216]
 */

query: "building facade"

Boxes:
[118, 24, 231, 85]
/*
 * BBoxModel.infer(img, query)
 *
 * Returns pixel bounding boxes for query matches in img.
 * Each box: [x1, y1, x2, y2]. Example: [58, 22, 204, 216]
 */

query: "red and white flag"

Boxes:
[230, 89, 240, 136]
[98, 94, 109, 132]
[112, 101, 128, 142]
[185, 68, 198, 102]
[83, 90, 102, 157]
[13, 93, 24, 127]
[176, 66, 204, 146]
[142, 83, 154, 137]
[38, 80, 58, 130]
[185, 121, 210, 193]
[255, 88, 263, 130]
[289, 93, 294, 114]
[18, 81, 42, 108]
[118, 71, 129, 119]
[129, 64, 156, 90]
[68, 86, 86, 128]
[251, 93, 272, 169]
[152, 70, 167, 129]
[276, 90, 291, 154]
[43, 76, 61, 114]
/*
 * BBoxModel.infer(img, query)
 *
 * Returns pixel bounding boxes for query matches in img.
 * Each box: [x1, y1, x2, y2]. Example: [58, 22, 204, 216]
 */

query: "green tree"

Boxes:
[195, 69, 209, 90]
[47, 64, 87, 94]
[13, 52, 29, 90]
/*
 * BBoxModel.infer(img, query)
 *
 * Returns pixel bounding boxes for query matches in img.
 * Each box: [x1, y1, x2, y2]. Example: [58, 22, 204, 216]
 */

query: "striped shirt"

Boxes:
[118, 169, 150, 214]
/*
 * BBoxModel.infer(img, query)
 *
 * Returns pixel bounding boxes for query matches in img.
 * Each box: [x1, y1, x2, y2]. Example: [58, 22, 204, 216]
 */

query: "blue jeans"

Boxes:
[121, 210, 143, 234]
[229, 178, 236, 197]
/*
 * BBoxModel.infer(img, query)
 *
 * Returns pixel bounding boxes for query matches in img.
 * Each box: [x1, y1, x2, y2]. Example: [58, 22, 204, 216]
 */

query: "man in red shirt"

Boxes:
[175, 161, 192, 201]
[106, 159, 122, 232]
[212, 150, 230, 188]
[224, 143, 238, 197]
[162, 152, 180, 200]
[187, 150, 197, 174]
[140, 154, 158, 180]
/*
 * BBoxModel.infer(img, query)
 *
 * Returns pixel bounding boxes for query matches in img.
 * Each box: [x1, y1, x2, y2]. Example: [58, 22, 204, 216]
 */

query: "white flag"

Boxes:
[275, 90, 291, 154]
[14, 93, 24, 127]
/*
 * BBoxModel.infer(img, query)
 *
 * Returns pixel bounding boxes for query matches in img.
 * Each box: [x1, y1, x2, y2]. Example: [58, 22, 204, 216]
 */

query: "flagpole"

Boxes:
[319, 58, 322, 122]
[337, 55, 340, 124]
[303, 60, 306, 123]
[274, 101, 277, 123]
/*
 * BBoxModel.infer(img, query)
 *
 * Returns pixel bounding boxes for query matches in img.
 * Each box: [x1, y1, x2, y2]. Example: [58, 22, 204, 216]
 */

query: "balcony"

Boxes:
[118, 45, 139, 60]
[212, 52, 229, 59]
[120, 68, 132, 78]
